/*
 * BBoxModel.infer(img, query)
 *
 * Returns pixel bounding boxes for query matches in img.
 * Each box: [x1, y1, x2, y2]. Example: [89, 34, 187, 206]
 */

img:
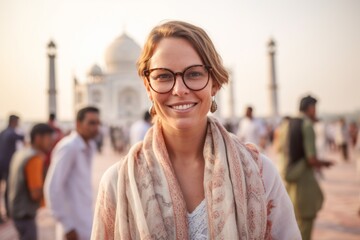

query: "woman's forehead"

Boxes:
[149, 38, 202, 69]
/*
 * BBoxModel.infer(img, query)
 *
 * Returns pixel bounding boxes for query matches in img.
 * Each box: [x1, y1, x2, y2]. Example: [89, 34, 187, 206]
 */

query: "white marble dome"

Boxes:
[87, 64, 103, 76]
[104, 33, 141, 73]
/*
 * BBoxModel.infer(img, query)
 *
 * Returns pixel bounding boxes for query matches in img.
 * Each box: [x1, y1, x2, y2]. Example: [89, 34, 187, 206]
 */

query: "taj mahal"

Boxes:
[73, 33, 149, 126]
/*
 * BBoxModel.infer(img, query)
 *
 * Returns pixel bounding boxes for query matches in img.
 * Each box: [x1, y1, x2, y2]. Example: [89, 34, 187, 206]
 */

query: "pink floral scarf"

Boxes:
[94, 117, 269, 239]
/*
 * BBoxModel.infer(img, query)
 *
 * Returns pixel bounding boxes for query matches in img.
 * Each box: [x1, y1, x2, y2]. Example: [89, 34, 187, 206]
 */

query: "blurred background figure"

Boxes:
[223, 121, 236, 133]
[334, 117, 349, 161]
[349, 120, 358, 148]
[273, 116, 291, 179]
[44, 113, 64, 175]
[324, 120, 336, 151]
[94, 130, 104, 154]
[48, 113, 63, 141]
[129, 111, 152, 146]
[7, 123, 54, 240]
[236, 106, 267, 150]
[279, 95, 333, 240]
[45, 106, 100, 240]
[0, 114, 25, 223]
[109, 126, 128, 153]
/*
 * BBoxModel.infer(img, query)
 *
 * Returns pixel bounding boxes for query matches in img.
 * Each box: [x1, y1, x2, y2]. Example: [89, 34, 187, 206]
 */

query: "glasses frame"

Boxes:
[143, 64, 212, 94]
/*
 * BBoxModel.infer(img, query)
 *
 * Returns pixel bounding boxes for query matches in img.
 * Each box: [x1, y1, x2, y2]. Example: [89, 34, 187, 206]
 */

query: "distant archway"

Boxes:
[118, 88, 140, 117]
[92, 89, 102, 104]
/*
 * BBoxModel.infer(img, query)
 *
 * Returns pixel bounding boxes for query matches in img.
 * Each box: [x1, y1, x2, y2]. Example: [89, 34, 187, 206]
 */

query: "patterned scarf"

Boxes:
[105, 117, 268, 239]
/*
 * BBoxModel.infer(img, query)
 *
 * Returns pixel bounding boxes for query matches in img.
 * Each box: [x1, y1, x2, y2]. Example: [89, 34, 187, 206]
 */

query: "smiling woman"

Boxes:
[91, 20, 301, 240]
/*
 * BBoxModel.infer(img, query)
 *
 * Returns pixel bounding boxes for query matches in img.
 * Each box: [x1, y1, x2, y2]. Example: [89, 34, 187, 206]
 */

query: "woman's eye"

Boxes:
[186, 71, 203, 78]
[153, 74, 172, 81]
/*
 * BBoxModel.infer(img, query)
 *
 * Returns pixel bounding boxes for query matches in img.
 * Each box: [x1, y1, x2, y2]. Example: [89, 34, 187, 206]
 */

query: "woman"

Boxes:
[91, 21, 300, 239]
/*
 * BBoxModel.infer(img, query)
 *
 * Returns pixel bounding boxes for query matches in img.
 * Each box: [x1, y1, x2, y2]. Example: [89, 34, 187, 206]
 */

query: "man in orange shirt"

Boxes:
[7, 123, 54, 240]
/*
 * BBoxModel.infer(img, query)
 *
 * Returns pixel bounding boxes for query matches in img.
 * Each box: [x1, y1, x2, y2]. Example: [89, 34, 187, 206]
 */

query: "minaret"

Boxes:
[47, 40, 57, 116]
[267, 38, 279, 118]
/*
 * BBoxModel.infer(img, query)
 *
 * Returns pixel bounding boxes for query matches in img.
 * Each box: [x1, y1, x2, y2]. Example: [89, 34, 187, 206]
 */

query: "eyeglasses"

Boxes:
[143, 64, 212, 94]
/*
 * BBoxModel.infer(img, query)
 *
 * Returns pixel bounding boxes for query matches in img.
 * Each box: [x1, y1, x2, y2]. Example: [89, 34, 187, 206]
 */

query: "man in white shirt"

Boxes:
[129, 111, 152, 146]
[45, 106, 100, 240]
[237, 106, 267, 149]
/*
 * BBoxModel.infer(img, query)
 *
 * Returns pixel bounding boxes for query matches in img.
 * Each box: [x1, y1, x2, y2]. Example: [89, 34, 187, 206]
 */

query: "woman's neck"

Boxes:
[162, 119, 208, 166]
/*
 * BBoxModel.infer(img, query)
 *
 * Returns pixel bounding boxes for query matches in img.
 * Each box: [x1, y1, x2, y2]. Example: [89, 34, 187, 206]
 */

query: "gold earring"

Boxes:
[210, 96, 217, 113]
[149, 102, 156, 116]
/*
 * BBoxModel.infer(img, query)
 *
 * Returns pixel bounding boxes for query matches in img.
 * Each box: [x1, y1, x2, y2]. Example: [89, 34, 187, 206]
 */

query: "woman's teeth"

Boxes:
[172, 104, 195, 110]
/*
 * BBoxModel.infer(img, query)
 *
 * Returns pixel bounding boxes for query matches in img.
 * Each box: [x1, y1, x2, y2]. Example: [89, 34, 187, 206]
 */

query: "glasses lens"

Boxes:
[149, 69, 174, 93]
[184, 66, 209, 90]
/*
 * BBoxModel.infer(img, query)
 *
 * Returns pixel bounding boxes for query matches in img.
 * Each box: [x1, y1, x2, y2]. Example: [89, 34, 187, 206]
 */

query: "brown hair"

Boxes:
[137, 20, 229, 87]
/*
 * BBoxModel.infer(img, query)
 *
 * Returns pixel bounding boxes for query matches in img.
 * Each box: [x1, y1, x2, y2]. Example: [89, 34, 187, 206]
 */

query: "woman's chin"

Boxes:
[164, 116, 207, 131]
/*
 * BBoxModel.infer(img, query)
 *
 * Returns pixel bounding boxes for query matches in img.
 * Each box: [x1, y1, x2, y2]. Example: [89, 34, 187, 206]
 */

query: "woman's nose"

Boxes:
[172, 75, 189, 96]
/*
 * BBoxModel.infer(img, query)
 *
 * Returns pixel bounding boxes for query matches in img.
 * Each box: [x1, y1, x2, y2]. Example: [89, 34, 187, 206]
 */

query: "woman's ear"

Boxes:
[211, 79, 220, 96]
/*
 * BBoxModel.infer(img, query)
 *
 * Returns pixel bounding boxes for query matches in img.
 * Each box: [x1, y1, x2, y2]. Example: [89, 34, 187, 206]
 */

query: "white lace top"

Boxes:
[187, 199, 208, 240]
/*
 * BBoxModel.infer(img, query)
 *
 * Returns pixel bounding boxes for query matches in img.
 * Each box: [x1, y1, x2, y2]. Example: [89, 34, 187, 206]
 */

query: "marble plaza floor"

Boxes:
[0, 143, 359, 240]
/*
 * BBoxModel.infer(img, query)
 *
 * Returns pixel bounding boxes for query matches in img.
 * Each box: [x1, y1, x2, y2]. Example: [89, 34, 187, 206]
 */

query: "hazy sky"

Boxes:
[1, 0, 359, 121]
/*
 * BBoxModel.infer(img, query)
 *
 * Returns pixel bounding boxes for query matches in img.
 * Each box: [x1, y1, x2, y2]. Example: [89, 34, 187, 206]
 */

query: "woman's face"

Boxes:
[145, 37, 218, 131]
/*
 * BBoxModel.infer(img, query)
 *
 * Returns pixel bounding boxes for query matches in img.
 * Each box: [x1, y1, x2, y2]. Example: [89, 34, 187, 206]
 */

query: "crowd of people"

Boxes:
[0, 108, 102, 240]
[0, 20, 360, 240]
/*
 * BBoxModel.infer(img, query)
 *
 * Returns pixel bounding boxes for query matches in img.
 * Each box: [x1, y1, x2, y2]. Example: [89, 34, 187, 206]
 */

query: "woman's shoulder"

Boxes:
[259, 154, 278, 176]
[259, 154, 302, 239]
[101, 161, 121, 181]
[259, 153, 287, 199]
[99, 142, 143, 192]
[99, 162, 122, 192]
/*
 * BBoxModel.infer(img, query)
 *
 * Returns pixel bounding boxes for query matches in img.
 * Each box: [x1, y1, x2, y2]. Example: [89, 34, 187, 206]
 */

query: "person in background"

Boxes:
[48, 113, 63, 140]
[129, 111, 152, 146]
[0, 115, 25, 222]
[237, 106, 267, 150]
[45, 107, 100, 240]
[349, 121, 358, 147]
[7, 123, 54, 240]
[273, 116, 291, 180]
[281, 95, 333, 240]
[94, 131, 104, 153]
[335, 117, 349, 161]
[44, 113, 64, 174]
[325, 121, 337, 151]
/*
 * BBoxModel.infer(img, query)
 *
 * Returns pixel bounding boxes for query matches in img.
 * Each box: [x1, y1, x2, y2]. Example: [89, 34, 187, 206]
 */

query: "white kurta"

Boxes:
[45, 131, 95, 240]
[237, 117, 267, 146]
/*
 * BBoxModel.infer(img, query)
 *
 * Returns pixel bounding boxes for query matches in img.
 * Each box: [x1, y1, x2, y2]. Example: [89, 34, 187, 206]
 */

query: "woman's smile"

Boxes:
[168, 102, 198, 112]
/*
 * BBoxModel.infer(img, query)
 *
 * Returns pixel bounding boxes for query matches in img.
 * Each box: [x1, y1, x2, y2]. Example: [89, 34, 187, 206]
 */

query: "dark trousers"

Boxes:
[14, 218, 37, 240]
[298, 217, 314, 240]
[339, 143, 348, 161]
